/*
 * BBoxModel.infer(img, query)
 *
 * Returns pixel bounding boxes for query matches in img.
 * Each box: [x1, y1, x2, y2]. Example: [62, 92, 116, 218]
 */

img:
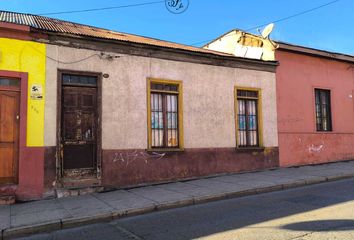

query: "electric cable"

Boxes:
[37, 0, 165, 16]
[190, 0, 341, 46]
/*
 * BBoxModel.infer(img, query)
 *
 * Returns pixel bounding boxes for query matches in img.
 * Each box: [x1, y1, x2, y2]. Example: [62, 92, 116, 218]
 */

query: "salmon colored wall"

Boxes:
[0, 37, 46, 200]
[276, 50, 354, 166]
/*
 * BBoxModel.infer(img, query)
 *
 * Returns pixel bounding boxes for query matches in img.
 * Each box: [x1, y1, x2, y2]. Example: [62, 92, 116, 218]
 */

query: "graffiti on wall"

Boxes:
[112, 150, 166, 166]
[308, 142, 325, 153]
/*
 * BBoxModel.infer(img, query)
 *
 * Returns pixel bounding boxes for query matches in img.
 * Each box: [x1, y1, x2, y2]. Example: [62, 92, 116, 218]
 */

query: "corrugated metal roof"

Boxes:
[0, 10, 234, 57]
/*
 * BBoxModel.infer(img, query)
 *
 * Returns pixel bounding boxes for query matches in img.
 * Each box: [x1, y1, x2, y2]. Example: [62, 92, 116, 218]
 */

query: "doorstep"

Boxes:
[0, 184, 17, 205]
[55, 177, 103, 198]
[0, 195, 15, 205]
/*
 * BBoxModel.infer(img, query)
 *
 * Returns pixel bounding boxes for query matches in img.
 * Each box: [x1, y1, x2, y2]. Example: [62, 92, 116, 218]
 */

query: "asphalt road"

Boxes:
[17, 178, 354, 240]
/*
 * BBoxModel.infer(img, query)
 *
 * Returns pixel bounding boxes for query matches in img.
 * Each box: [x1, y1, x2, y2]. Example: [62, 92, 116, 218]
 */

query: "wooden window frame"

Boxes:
[234, 87, 263, 148]
[147, 78, 184, 151]
[314, 88, 332, 132]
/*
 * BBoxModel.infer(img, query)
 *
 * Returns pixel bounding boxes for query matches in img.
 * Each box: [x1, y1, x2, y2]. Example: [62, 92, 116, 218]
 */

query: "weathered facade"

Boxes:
[204, 29, 278, 61]
[204, 28, 354, 167]
[0, 11, 279, 201]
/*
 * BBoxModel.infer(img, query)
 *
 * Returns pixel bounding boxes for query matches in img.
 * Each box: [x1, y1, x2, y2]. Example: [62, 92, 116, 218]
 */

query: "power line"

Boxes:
[190, 0, 341, 46]
[245, 0, 340, 31]
[37, 0, 165, 16]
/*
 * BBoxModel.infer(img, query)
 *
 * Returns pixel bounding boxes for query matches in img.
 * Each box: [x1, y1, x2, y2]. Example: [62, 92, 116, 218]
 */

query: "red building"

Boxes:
[276, 43, 354, 166]
[205, 30, 354, 167]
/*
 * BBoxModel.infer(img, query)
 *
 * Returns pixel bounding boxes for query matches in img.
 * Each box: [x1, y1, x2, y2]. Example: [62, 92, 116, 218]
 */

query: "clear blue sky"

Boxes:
[2, 0, 353, 55]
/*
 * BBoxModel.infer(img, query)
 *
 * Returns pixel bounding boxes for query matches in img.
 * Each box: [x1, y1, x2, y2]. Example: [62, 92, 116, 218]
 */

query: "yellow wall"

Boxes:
[0, 37, 46, 147]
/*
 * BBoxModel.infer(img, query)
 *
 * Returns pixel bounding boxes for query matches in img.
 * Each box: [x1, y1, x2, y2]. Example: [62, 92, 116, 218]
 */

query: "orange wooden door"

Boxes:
[0, 91, 20, 184]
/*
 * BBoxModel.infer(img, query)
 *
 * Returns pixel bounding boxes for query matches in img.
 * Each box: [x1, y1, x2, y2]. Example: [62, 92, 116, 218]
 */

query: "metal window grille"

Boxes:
[150, 83, 179, 148]
[237, 90, 259, 147]
[315, 89, 332, 131]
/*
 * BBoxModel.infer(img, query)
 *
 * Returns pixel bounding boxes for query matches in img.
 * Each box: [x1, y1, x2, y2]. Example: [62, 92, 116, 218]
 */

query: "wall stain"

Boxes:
[30, 105, 40, 114]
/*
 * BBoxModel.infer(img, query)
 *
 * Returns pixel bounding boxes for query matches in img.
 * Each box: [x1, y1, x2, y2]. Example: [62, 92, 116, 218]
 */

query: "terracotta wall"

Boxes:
[276, 50, 354, 166]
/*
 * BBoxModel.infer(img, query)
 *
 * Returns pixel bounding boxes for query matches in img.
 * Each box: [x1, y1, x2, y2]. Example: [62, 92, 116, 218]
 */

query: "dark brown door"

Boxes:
[0, 91, 20, 184]
[61, 86, 97, 177]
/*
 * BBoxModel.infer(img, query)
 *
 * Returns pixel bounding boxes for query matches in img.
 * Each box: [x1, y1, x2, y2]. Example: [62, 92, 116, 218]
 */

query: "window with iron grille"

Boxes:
[315, 89, 332, 131]
[236, 89, 260, 147]
[149, 80, 182, 149]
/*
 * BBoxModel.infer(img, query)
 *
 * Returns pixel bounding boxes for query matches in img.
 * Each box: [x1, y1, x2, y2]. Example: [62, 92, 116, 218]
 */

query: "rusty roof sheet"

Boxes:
[0, 10, 236, 57]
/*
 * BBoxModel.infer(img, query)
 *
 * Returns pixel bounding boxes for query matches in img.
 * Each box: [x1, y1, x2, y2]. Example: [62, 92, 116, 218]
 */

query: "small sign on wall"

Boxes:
[30, 84, 43, 100]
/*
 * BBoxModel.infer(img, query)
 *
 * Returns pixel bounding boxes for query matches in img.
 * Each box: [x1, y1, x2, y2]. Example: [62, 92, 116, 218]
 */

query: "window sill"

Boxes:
[235, 147, 265, 153]
[147, 148, 185, 153]
[315, 130, 333, 133]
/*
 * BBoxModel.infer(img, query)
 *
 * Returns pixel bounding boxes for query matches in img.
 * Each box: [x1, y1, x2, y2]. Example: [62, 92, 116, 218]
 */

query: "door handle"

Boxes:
[16, 115, 20, 120]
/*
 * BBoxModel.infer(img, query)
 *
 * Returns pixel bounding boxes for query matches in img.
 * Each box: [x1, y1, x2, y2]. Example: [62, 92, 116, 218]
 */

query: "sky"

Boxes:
[1, 0, 354, 55]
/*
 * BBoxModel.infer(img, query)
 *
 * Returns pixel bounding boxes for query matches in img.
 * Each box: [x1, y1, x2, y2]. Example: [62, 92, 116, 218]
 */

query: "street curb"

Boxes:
[155, 198, 195, 211]
[281, 180, 307, 189]
[2, 173, 354, 239]
[305, 177, 327, 185]
[327, 173, 354, 182]
[61, 212, 113, 229]
[112, 205, 156, 219]
[2, 221, 61, 240]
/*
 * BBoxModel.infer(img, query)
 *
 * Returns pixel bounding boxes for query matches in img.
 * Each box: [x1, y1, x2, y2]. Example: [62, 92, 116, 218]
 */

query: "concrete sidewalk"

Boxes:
[2, 160, 354, 239]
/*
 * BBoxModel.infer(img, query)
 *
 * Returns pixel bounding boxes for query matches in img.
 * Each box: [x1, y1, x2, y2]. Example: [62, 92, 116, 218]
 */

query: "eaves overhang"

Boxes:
[277, 42, 354, 64]
[34, 28, 279, 73]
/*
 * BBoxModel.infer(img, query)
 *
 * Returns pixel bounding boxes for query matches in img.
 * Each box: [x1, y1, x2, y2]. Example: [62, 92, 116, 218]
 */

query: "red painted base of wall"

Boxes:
[16, 147, 45, 200]
[0, 147, 45, 201]
[44, 147, 56, 190]
[101, 147, 279, 188]
[41, 147, 278, 195]
[279, 133, 354, 167]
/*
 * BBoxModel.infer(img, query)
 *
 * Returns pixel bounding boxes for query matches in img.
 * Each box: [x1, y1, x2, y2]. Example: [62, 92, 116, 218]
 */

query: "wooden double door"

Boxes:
[0, 90, 20, 184]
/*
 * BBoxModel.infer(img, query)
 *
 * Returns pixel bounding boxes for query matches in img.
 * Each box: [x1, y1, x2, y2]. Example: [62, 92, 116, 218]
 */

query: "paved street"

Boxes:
[16, 178, 354, 240]
[3, 160, 354, 239]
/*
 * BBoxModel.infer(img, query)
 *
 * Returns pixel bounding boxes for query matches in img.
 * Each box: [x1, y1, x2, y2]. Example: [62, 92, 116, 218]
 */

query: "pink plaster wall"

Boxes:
[276, 50, 354, 166]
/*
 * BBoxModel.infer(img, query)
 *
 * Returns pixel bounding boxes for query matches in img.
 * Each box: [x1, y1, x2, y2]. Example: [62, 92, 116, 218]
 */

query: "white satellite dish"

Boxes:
[261, 23, 274, 39]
